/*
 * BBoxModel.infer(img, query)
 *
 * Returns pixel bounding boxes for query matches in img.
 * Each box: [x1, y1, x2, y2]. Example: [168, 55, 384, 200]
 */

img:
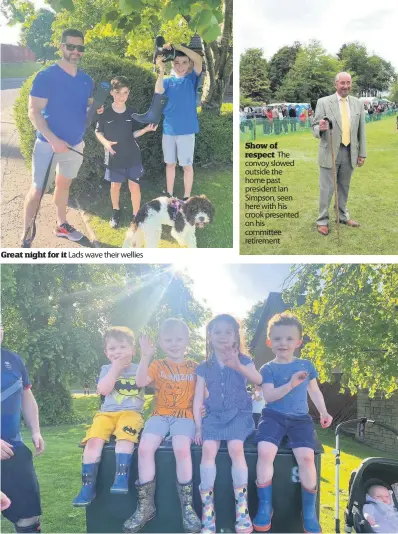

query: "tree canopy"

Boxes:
[283, 264, 398, 398]
[20, 8, 58, 62]
[1, 265, 211, 424]
[240, 48, 271, 103]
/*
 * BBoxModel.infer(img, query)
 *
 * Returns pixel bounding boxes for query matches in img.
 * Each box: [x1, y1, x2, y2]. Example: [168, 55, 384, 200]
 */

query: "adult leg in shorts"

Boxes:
[169, 417, 195, 484]
[53, 141, 84, 225]
[1, 444, 41, 532]
[139, 416, 171, 483]
[22, 139, 55, 237]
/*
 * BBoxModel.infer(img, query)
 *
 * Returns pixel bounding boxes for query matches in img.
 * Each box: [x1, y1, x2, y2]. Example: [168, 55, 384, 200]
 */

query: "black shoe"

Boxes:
[162, 190, 173, 198]
[110, 209, 121, 229]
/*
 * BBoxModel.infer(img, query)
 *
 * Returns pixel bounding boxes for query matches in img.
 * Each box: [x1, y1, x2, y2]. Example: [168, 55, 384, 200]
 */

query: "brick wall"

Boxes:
[357, 390, 398, 454]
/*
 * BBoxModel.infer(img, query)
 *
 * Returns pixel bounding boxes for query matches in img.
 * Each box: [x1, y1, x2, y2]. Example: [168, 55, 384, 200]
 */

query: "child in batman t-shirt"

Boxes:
[73, 327, 145, 507]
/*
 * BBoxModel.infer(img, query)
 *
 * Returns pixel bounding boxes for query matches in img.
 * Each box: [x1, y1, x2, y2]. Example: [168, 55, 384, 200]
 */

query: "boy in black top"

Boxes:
[95, 77, 157, 228]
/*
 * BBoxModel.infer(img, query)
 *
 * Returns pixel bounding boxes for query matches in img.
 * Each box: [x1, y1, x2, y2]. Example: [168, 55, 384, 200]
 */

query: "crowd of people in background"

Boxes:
[240, 100, 398, 135]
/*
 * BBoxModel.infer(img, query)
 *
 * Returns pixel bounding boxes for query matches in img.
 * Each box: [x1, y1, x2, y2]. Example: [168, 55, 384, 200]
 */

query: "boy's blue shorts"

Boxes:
[104, 164, 144, 184]
[253, 407, 317, 450]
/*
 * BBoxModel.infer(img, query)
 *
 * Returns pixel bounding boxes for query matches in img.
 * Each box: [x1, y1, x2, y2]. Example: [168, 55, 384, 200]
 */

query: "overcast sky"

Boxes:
[237, 0, 398, 70]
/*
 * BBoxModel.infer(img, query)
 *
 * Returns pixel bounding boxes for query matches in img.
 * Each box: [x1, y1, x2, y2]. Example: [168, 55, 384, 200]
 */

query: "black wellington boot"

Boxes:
[131, 93, 169, 125]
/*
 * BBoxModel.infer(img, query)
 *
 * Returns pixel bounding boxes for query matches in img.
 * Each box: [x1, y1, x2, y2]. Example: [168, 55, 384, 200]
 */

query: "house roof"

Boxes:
[250, 292, 305, 352]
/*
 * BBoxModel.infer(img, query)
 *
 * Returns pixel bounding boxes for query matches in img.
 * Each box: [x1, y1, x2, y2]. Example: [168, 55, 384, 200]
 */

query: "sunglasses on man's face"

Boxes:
[64, 43, 85, 53]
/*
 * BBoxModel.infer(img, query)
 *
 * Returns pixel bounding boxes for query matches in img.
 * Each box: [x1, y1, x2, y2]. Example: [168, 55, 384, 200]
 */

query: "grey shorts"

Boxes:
[162, 134, 195, 166]
[142, 415, 195, 440]
[32, 138, 84, 191]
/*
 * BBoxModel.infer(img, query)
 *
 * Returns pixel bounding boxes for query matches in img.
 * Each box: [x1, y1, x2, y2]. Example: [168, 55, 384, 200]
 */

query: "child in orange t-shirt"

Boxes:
[123, 318, 201, 534]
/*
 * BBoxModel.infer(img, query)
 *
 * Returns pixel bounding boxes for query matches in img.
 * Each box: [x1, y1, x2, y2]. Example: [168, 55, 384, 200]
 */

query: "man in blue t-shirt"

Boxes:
[154, 43, 202, 200]
[22, 28, 94, 244]
[1, 324, 45, 532]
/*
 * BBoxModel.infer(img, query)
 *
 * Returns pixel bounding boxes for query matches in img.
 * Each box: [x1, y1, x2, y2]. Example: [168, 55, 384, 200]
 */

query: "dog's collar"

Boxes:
[169, 199, 185, 221]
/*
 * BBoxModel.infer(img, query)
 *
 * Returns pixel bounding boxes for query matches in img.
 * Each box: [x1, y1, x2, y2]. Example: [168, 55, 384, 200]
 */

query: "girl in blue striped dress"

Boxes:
[193, 314, 262, 534]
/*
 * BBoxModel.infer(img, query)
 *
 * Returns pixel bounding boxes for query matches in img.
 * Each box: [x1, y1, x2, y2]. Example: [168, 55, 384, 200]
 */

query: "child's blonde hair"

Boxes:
[159, 318, 190, 338]
[103, 326, 135, 347]
[267, 312, 303, 338]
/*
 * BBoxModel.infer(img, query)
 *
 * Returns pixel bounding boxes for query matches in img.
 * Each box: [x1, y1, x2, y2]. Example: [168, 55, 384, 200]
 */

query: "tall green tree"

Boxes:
[275, 41, 343, 108]
[268, 42, 300, 95]
[283, 264, 398, 397]
[240, 48, 271, 103]
[1, 265, 211, 424]
[20, 9, 58, 62]
[242, 300, 266, 350]
[339, 42, 396, 97]
[389, 80, 398, 102]
[50, 0, 232, 113]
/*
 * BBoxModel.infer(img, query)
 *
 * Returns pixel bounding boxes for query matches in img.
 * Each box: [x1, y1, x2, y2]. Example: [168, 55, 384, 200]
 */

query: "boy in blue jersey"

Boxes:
[22, 29, 94, 244]
[253, 313, 333, 534]
[0, 324, 45, 533]
[154, 43, 202, 200]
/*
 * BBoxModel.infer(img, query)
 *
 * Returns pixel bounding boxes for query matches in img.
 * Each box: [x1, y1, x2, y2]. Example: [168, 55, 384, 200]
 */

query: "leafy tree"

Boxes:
[339, 42, 396, 97]
[268, 42, 300, 95]
[283, 265, 398, 398]
[242, 300, 266, 350]
[389, 80, 398, 102]
[1, 265, 211, 424]
[240, 48, 271, 103]
[275, 41, 343, 108]
[20, 9, 58, 62]
[49, 0, 232, 113]
[0, 0, 35, 25]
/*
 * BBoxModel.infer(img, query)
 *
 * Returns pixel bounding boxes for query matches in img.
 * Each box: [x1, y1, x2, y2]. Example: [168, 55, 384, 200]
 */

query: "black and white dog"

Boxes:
[125, 195, 215, 248]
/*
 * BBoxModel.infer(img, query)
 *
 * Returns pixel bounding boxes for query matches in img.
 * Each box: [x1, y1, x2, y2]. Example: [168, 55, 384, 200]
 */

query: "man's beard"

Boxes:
[62, 52, 81, 64]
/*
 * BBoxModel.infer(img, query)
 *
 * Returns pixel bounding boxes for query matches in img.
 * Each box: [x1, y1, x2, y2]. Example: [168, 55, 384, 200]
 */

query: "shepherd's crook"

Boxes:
[324, 117, 341, 246]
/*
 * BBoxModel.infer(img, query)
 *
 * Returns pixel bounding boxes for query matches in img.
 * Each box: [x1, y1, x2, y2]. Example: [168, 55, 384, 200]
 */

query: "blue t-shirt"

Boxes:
[260, 358, 318, 415]
[1, 348, 31, 446]
[30, 64, 94, 146]
[163, 70, 201, 135]
[196, 353, 253, 413]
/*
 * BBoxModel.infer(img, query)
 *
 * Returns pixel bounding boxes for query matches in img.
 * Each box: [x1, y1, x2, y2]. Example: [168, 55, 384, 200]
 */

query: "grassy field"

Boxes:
[81, 165, 232, 248]
[1, 396, 393, 533]
[240, 116, 398, 255]
[1, 62, 41, 78]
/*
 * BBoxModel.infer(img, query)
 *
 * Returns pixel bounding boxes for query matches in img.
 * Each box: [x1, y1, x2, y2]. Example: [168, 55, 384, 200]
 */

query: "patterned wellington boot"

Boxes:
[253, 481, 272, 532]
[301, 486, 322, 533]
[110, 453, 132, 494]
[123, 479, 156, 533]
[176, 481, 201, 533]
[72, 463, 99, 507]
[234, 485, 253, 533]
[200, 487, 216, 534]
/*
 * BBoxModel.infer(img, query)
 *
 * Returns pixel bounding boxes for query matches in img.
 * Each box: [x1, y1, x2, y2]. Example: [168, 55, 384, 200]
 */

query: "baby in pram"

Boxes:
[363, 484, 398, 533]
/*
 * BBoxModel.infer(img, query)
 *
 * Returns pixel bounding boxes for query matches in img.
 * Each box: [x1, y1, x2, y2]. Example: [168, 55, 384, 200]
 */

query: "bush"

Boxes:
[33, 381, 77, 426]
[14, 53, 232, 186]
[195, 103, 233, 165]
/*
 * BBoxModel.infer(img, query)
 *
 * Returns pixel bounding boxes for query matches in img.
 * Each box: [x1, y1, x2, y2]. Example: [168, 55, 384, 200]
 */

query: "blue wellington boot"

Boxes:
[253, 481, 272, 532]
[131, 93, 168, 125]
[72, 463, 99, 507]
[301, 485, 322, 533]
[110, 453, 133, 494]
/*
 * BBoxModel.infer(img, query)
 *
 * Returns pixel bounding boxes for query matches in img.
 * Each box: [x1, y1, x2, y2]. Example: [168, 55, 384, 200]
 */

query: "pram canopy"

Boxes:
[345, 457, 398, 531]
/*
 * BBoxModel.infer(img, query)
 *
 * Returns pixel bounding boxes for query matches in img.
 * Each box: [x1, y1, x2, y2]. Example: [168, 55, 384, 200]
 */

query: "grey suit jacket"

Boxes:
[312, 93, 367, 169]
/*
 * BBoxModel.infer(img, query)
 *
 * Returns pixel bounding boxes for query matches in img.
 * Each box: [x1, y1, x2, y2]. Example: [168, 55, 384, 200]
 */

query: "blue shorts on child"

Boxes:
[253, 407, 317, 450]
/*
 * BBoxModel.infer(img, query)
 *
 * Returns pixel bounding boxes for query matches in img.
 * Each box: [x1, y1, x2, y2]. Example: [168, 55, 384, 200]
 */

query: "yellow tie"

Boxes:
[341, 97, 350, 146]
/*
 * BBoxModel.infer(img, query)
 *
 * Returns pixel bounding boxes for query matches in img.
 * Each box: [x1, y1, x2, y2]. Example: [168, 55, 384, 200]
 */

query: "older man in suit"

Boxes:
[312, 72, 366, 235]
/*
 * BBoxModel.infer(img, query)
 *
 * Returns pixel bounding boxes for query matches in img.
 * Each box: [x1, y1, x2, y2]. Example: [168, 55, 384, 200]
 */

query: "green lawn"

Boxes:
[240, 116, 398, 255]
[1, 396, 392, 533]
[1, 62, 41, 78]
[82, 165, 232, 248]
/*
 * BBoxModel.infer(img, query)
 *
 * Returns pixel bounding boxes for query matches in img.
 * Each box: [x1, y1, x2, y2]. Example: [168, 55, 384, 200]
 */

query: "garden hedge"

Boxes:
[14, 53, 232, 187]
